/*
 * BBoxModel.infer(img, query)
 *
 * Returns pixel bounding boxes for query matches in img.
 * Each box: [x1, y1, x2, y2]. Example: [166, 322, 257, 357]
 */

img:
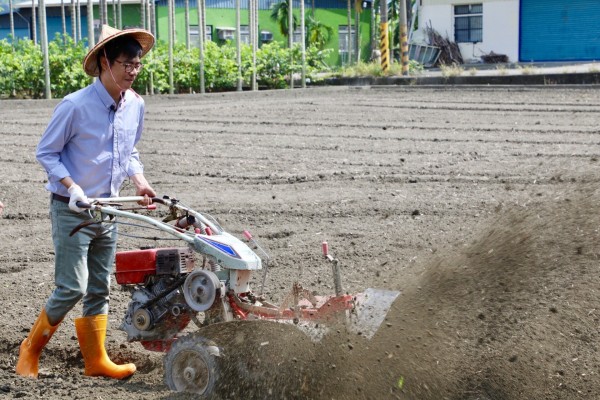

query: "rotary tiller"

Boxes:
[72, 196, 399, 396]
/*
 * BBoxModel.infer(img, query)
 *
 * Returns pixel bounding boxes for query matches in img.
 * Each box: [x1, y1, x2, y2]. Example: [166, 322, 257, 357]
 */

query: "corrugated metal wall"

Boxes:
[33, 15, 89, 41]
[520, 0, 600, 62]
[157, 0, 348, 10]
[0, 28, 30, 40]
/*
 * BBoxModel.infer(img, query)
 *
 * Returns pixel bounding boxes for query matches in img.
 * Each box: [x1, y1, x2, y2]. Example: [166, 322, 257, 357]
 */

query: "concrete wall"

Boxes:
[417, 0, 519, 63]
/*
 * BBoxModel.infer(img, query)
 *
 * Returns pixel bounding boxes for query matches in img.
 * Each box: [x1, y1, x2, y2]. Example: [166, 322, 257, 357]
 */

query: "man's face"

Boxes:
[108, 55, 143, 90]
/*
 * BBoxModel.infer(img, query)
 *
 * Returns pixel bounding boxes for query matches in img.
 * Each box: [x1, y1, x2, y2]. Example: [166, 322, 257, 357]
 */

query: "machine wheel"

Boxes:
[164, 334, 221, 397]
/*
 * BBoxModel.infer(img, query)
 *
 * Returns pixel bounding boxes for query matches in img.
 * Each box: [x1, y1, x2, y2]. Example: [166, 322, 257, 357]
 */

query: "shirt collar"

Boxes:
[93, 79, 118, 111]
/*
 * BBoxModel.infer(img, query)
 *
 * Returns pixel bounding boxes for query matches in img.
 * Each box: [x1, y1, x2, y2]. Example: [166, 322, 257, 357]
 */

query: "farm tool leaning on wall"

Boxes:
[71, 196, 399, 396]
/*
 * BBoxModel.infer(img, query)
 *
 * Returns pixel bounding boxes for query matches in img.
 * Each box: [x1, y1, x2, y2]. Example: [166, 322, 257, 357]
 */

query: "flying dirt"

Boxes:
[0, 86, 599, 399]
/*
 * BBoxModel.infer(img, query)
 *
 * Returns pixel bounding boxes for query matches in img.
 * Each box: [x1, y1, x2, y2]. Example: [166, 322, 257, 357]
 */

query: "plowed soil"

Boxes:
[1, 85, 599, 399]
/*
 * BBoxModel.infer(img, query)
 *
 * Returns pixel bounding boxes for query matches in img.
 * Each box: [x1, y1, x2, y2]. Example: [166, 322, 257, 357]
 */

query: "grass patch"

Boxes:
[440, 63, 464, 77]
[336, 60, 425, 78]
[496, 65, 508, 75]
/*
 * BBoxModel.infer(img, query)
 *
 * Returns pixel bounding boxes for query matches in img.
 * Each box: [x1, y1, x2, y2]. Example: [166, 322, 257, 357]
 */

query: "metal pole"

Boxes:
[185, 0, 190, 49]
[235, 0, 242, 91]
[103, 0, 108, 24]
[248, 0, 255, 90]
[148, 0, 154, 94]
[141, 0, 146, 29]
[9, 0, 15, 40]
[146, 0, 151, 33]
[388, 0, 393, 64]
[77, 0, 82, 42]
[197, 0, 205, 93]
[399, 0, 408, 75]
[354, 0, 359, 63]
[61, 0, 66, 41]
[253, 0, 258, 90]
[39, 0, 51, 98]
[112, 0, 116, 27]
[288, 0, 293, 89]
[300, 0, 305, 88]
[150, 0, 156, 34]
[379, 0, 388, 71]
[370, 0, 375, 57]
[118, 0, 122, 28]
[247, 0, 252, 88]
[346, 0, 351, 66]
[31, 0, 37, 44]
[86, 0, 94, 48]
[71, 0, 76, 42]
[173, 0, 177, 44]
[168, 0, 174, 94]
[201, 0, 206, 46]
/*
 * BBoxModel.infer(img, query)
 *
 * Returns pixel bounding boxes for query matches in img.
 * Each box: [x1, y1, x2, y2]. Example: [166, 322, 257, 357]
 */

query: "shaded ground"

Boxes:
[0, 86, 599, 399]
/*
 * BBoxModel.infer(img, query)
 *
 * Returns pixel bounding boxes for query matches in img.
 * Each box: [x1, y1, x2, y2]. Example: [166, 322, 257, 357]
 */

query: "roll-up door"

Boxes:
[520, 0, 600, 61]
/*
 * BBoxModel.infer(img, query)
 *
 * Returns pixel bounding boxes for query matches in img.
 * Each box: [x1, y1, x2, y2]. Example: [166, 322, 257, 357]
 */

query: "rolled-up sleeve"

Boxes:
[36, 100, 75, 183]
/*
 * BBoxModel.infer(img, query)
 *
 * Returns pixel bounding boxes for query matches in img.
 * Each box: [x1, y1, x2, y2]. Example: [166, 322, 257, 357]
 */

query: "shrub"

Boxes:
[48, 34, 91, 98]
[0, 38, 45, 98]
[1, 36, 332, 97]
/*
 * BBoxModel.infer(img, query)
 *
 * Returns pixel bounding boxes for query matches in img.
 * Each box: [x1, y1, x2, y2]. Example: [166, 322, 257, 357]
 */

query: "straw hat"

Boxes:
[83, 25, 155, 77]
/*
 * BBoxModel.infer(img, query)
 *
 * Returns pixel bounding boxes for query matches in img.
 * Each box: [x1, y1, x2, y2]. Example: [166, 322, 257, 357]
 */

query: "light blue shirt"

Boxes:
[36, 79, 145, 198]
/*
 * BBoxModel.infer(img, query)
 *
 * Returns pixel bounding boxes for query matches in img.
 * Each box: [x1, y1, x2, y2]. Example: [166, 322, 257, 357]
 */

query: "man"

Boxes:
[0, 201, 4, 214]
[16, 25, 155, 380]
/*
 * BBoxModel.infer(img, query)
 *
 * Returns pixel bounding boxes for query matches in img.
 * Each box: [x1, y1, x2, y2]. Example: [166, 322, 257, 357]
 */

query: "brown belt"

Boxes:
[52, 193, 70, 204]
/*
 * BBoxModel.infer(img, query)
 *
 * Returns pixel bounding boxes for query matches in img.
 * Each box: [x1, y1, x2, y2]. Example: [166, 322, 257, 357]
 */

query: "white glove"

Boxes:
[67, 184, 88, 213]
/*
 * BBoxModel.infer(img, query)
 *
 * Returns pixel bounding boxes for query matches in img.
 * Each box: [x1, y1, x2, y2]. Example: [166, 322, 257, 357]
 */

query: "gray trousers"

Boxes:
[45, 198, 117, 325]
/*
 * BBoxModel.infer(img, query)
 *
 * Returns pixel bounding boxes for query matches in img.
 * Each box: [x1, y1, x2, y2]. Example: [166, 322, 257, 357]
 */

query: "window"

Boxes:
[260, 30, 273, 43]
[292, 28, 303, 45]
[190, 25, 213, 48]
[338, 25, 356, 53]
[239, 25, 250, 45]
[216, 27, 235, 41]
[454, 4, 482, 43]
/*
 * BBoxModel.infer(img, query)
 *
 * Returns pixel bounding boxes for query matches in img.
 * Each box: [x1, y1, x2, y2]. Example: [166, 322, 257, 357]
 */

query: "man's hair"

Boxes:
[97, 35, 143, 75]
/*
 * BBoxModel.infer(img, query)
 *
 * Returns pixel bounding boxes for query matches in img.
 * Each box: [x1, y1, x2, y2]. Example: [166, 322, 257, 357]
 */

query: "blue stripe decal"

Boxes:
[197, 236, 240, 258]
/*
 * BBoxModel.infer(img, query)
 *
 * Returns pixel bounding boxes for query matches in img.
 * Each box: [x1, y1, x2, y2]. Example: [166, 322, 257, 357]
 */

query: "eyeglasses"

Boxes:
[114, 59, 143, 73]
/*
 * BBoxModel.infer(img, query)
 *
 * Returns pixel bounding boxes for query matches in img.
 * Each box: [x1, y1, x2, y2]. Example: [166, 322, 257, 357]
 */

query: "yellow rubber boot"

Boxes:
[16, 308, 61, 378]
[75, 314, 136, 379]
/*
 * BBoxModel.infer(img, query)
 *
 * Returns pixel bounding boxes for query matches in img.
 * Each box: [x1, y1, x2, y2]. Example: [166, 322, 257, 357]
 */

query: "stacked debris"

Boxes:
[481, 51, 509, 64]
[425, 23, 463, 66]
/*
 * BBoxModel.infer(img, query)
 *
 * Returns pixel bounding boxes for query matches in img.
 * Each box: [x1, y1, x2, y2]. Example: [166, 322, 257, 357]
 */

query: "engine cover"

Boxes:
[115, 247, 195, 285]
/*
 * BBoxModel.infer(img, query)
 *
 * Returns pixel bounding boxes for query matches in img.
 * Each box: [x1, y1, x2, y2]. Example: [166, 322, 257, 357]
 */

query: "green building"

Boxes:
[154, 0, 373, 66]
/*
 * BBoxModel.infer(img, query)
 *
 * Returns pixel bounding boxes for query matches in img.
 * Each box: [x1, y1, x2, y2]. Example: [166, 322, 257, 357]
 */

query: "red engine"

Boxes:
[115, 247, 195, 285]
[115, 247, 197, 350]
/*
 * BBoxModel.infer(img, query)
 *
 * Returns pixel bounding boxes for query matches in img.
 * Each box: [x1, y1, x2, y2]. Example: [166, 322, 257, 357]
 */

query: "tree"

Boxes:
[354, 0, 361, 62]
[270, 0, 297, 38]
[346, 0, 351, 64]
[305, 14, 332, 50]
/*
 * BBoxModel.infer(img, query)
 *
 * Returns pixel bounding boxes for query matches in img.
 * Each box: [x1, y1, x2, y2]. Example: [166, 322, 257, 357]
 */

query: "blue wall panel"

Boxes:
[0, 28, 30, 40]
[36, 15, 89, 42]
[520, 0, 600, 62]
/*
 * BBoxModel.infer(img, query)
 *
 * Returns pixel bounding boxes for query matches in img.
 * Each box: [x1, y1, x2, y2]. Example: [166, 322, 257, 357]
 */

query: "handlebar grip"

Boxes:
[75, 201, 92, 209]
[152, 197, 169, 205]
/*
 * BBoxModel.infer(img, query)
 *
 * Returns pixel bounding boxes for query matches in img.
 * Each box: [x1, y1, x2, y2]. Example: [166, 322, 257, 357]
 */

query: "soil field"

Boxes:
[0, 85, 600, 399]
